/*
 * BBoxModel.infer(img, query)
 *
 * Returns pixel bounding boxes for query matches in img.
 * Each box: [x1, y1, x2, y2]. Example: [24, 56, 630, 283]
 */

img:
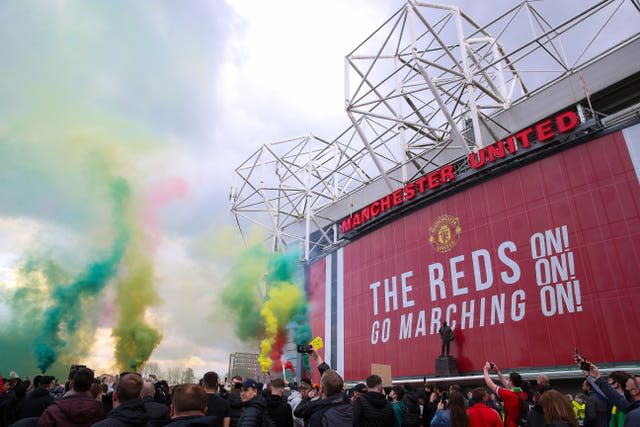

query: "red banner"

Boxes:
[308, 129, 640, 381]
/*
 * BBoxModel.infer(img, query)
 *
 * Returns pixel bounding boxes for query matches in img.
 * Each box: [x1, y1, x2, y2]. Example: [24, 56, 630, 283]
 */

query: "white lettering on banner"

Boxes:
[367, 225, 583, 346]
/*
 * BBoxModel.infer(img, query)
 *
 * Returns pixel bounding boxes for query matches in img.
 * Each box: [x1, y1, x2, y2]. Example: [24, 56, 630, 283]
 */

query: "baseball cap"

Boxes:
[241, 379, 259, 389]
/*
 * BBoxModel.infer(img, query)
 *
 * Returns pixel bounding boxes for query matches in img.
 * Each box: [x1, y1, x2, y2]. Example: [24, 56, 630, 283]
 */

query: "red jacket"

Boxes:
[467, 402, 502, 427]
[38, 393, 104, 427]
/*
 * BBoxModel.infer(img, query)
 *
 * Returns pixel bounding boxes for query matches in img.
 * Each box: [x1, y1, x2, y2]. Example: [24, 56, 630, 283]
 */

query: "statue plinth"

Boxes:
[435, 355, 459, 377]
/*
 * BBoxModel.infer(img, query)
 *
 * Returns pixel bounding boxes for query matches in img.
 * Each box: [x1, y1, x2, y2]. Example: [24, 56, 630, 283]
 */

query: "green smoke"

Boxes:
[33, 178, 131, 373]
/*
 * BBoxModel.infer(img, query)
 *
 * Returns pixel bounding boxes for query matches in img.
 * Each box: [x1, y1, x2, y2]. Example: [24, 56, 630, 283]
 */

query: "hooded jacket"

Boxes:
[38, 393, 105, 427]
[226, 390, 244, 427]
[353, 391, 395, 427]
[91, 399, 151, 427]
[307, 394, 352, 427]
[266, 394, 293, 427]
[17, 387, 54, 419]
[238, 395, 267, 427]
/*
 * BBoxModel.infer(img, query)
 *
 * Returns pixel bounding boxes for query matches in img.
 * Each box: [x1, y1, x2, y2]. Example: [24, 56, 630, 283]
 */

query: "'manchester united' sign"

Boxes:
[340, 110, 579, 235]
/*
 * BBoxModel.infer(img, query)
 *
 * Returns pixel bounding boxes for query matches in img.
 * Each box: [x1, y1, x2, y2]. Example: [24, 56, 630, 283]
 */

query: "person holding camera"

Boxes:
[482, 362, 529, 427]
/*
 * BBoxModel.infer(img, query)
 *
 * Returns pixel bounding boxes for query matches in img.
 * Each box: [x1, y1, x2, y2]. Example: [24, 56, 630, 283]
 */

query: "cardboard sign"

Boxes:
[371, 363, 392, 387]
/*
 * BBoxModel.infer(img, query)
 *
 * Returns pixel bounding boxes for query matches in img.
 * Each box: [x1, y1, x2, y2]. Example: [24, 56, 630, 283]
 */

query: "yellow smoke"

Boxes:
[257, 282, 304, 373]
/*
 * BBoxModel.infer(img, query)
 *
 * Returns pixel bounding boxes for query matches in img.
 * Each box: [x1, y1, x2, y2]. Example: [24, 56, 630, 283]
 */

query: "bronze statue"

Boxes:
[438, 321, 454, 356]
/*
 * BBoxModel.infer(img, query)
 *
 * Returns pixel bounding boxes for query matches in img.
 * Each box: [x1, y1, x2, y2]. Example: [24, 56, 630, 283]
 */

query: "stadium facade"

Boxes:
[231, 0, 640, 384]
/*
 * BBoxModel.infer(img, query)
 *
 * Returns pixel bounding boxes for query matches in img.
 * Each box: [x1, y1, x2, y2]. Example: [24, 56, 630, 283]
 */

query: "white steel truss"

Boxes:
[230, 0, 640, 260]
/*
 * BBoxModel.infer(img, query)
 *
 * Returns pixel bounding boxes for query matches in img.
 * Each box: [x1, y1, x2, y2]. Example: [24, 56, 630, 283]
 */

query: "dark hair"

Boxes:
[321, 370, 344, 396]
[90, 383, 103, 399]
[172, 384, 207, 414]
[202, 372, 219, 388]
[509, 372, 524, 388]
[449, 390, 469, 427]
[539, 390, 578, 427]
[392, 385, 405, 401]
[116, 373, 143, 402]
[471, 387, 488, 403]
[609, 371, 631, 388]
[365, 375, 382, 389]
[72, 368, 94, 392]
[270, 378, 285, 389]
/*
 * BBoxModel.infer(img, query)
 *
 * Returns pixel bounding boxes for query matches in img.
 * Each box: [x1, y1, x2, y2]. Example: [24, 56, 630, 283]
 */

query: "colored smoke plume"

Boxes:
[33, 178, 131, 373]
[113, 256, 162, 370]
[222, 244, 312, 374]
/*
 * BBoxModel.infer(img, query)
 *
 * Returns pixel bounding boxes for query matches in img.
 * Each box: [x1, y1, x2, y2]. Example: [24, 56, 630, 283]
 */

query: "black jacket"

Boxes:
[306, 394, 352, 427]
[17, 387, 54, 419]
[164, 416, 217, 427]
[142, 396, 170, 427]
[226, 391, 244, 427]
[238, 395, 267, 427]
[266, 394, 293, 427]
[353, 391, 395, 427]
[91, 399, 151, 427]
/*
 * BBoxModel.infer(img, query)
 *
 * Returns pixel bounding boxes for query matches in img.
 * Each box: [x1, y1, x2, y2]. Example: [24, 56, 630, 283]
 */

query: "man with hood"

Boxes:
[353, 374, 395, 427]
[165, 384, 217, 427]
[266, 379, 292, 427]
[91, 373, 149, 427]
[16, 375, 54, 419]
[38, 368, 104, 427]
[238, 379, 268, 427]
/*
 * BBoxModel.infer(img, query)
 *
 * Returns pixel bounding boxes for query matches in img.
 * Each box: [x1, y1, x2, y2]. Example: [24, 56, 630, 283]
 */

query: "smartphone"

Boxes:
[441, 392, 448, 402]
[296, 344, 313, 353]
[575, 348, 591, 371]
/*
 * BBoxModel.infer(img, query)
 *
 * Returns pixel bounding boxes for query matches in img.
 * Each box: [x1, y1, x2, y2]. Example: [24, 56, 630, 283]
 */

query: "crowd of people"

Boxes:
[0, 350, 638, 427]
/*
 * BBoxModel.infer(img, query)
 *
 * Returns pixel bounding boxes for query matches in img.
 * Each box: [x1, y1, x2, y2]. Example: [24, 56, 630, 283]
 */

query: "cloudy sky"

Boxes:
[0, 0, 601, 379]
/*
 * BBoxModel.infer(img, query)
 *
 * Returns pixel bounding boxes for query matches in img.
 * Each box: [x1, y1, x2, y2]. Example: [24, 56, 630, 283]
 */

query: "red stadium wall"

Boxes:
[307, 128, 640, 381]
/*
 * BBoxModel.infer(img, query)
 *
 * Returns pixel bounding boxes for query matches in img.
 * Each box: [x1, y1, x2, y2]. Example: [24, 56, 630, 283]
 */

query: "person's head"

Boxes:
[240, 379, 259, 403]
[90, 383, 103, 401]
[448, 391, 469, 427]
[142, 381, 156, 398]
[365, 375, 383, 393]
[114, 373, 143, 407]
[39, 376, 54, 390]
[320, 370, 344, 398]
[539, 390, 578, 427]
[508, 372, 526, 392]
[352, 383, 367, 402]
[232, 376, 242, 387]
[202, 372, 219, 391]
[582, 380, 591, 393]
[171, 384, 207, 418]
[471, 387, 488, 404]
[537, 374, 550, 386]
[625, 375, 640, 402]
[608, 371, 631, 395]
[270, 378, 285, 396]
[72, 368, 95, 393]
[299, 378, 312, 397]
[390, 386, 404, 402]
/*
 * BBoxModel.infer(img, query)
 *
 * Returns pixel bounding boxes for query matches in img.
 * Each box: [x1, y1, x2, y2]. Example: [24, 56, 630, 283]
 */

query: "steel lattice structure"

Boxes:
[231, 0, 640, 260]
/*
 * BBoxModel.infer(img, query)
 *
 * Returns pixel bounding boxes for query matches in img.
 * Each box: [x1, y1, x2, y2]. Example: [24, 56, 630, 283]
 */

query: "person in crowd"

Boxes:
[351, 383, 367, 404]
[527, 375, 555, 427]
[142, 381, 170, 427]
[353, 374, 394, 427]
[430, 390, 450, 427]
[538, 390, 578, 427]
[238, 379, 268, 427]
[91, 372, 149, 427]
[265, 378, 293, 427]
[466, 387, 501, 427]
[581, 380, 607, 427]
[16, 375, 54, 419]
[572, 393, 586, 426]
[288, 379, 311, 427]
[448, 391, 469, 427]
[225, 376, 244, 427]
[90, 383, 103, 402]
[202, 372, 231, 427]
[38, 368, 104, 427]
[417, 392, 430, 426]
[165, 384, 216, 427]
[482, 362, 528, 427]
[302, 370, 351, 427]
[0, 377, 28, 426]
[390, 386, 407, 426]
[582, 362, 639, 427]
